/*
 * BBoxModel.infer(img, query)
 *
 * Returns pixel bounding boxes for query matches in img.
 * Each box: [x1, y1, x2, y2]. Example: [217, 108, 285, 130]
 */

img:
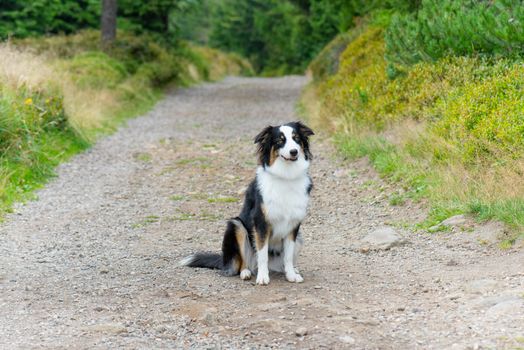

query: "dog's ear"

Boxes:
[295, 121, 314, 137]
[292, 121, 314, 160]
[254, 125, 274, 166]
[254, 125, 273, 145]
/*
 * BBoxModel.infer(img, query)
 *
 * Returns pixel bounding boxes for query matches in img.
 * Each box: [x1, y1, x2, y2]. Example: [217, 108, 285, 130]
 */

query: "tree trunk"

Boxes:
[101, 0, 117, 49]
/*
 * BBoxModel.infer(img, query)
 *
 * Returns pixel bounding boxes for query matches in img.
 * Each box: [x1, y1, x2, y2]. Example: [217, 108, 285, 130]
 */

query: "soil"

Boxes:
[0, 76, 523, 349]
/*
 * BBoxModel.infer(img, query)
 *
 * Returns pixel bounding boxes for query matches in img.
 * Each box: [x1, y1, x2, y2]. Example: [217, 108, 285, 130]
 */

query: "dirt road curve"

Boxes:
[0, 76, 523, 349]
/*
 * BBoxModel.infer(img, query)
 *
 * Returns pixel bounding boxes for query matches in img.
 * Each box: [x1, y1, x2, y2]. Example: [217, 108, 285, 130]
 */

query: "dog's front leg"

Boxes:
[256, 241, 270, 285]
[255, 215, 270, 285]
[284, 233, 303, 283]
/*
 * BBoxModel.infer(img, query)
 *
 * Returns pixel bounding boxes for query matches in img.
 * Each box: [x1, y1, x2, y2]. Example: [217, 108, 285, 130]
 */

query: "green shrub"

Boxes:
[64, 52, 128, 89]
[386, 0, 524, 66]
[433, 62, 524, 162]
[0, 0, 100, 39]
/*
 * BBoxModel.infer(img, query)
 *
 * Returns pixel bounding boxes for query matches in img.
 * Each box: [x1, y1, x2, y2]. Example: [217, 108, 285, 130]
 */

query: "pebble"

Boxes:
[446, 259, 459, 266]
[339, 335, 356, 344]
[295, 327, 308, 337]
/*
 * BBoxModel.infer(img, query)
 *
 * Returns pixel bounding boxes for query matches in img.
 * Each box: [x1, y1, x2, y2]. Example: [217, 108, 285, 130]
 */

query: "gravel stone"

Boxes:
[295, 327, 308, 337]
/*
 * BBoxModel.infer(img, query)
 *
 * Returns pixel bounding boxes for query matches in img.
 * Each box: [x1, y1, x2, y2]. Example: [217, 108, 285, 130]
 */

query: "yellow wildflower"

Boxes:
[24, 98, 33, 105]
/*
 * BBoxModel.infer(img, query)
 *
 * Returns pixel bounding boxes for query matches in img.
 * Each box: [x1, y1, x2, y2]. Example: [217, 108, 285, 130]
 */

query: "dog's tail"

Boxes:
[179, 217, 249, 272]
[179, 252, 223, 270]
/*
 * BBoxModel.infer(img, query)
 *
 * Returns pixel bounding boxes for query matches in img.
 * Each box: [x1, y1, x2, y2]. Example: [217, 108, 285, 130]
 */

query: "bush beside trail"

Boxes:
[304, 12, 524, 243]
[0, 30, 252, 215]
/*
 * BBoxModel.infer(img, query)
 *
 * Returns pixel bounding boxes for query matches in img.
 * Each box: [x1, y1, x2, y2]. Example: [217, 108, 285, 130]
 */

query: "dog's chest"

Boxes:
[257, 172, 310, 239]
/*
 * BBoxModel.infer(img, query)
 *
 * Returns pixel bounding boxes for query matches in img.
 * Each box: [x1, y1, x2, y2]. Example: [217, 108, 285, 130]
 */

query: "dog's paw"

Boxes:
[240, 269, 252, 280]
[286, 271, 304, 283]
[256, 272, 270, 285]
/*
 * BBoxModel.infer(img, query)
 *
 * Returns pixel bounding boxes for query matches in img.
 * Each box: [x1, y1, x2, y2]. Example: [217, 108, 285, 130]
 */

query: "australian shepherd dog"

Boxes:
[180, 121, 314, 285]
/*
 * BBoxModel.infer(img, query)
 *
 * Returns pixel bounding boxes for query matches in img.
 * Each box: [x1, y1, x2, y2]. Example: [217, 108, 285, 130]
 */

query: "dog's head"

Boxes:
[254, 121, 314, 171]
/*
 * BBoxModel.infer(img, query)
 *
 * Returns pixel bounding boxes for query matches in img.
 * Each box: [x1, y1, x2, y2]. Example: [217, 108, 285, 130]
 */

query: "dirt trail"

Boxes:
[0, 76, 523, 350]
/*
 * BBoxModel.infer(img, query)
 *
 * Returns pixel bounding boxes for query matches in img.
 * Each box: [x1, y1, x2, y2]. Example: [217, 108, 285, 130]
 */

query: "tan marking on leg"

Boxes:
[255, 230, 269, 251]
[235, 226, 248, 271]
[231, 256, 240, 273]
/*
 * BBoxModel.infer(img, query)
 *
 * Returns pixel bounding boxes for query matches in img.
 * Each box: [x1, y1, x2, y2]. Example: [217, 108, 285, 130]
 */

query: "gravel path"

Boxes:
[0, 76, 523, 349]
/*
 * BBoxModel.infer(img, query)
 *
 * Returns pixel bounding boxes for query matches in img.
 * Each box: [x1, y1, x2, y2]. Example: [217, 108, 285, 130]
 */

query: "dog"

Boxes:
[180, 121, 314, 285]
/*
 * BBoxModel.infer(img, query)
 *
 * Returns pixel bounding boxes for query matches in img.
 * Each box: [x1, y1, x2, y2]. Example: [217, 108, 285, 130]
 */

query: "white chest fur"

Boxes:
[256, 167, 310, 240]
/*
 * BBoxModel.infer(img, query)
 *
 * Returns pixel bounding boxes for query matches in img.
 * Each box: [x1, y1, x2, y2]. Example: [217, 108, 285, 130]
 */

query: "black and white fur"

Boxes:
[180, 121, 314, 285]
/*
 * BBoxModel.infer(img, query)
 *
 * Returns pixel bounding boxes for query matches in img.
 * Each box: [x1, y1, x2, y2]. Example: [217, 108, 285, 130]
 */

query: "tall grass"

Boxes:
[0, 45, 87, 212]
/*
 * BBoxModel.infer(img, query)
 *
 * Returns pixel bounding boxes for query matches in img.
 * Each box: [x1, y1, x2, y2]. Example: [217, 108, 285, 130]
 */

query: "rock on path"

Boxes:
[360, 227, 407, 250]
[0, 76, 523, 349]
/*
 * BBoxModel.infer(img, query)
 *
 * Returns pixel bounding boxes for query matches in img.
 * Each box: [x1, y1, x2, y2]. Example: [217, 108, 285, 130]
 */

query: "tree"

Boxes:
[101, 0, 117, 47]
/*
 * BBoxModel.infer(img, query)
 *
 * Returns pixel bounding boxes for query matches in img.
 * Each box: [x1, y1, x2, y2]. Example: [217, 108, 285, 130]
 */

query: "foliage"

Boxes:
[0, 0, 423, 73]
[305, 22, 524, 236]
[117, 0, 190, 42]
[0, 0, 100, 38]
[386, 0, 524, 66]
[170, 0, 219, 44]
[206, 0, 421, 74]
[209, 0, 267, 71]
[0, 0, 197, 42]
[208, 0, 382, 73]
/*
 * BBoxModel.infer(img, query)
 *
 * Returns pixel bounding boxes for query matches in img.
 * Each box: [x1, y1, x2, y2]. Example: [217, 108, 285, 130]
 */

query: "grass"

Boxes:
[134, 153, 152, 162]
[175, 157, 211, 169]
[171, 208, 222, 221]
[132, 215, 161, 228]
[0, 30, 252, 217]
[207, 196, 238, 203]
[304, 20, 524, 243]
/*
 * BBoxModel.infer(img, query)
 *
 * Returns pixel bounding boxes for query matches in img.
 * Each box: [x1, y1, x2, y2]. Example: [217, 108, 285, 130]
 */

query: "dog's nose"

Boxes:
[290, 149, 298, 157]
